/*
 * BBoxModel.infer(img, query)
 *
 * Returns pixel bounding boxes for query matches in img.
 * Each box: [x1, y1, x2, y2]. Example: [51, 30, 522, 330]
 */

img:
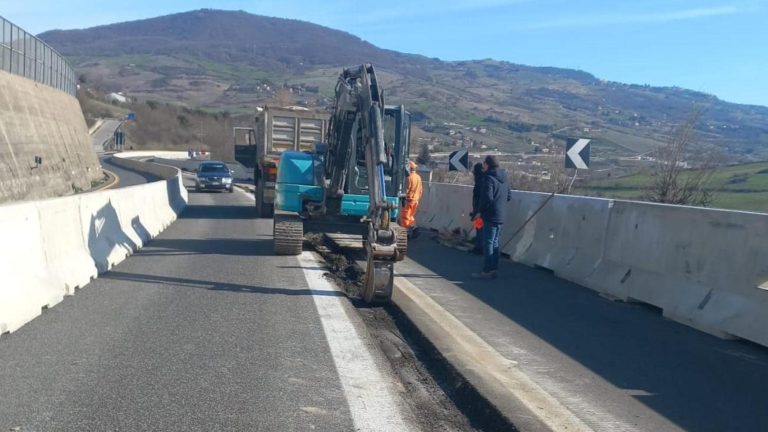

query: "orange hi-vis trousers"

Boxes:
[399, 200, 419, 229]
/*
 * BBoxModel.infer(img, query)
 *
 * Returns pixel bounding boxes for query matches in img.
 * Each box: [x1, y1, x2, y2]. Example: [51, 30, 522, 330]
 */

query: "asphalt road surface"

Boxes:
[398, 234, 768, 432]
[91, 119, 122, 153]
[99, 155, 161, 188]
[0, 186, 425, 431]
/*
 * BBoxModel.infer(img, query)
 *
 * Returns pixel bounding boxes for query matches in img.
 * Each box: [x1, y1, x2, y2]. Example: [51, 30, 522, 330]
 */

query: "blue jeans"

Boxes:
[482, 222, 502, 273]
[473, 226, 484, 253]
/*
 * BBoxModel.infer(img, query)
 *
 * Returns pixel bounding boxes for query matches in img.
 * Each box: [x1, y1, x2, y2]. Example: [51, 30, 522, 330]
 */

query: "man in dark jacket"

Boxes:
[473, 155, 508, 279]
[469, 162, 485, 255]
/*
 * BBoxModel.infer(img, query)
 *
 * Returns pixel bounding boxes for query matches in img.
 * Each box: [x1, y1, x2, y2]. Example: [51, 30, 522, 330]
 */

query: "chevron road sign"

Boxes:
[565, 138, 591, 169]
[449, 149, 469, 171]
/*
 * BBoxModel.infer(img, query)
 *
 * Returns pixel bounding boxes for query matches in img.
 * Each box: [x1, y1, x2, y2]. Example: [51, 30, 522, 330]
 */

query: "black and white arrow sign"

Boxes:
[449, 149, 469, 171]
[565, 138, 591, 169]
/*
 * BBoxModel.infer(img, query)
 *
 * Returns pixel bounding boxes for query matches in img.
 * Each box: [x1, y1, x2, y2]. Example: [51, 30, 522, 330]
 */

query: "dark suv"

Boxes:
[195, 161, 234, 192]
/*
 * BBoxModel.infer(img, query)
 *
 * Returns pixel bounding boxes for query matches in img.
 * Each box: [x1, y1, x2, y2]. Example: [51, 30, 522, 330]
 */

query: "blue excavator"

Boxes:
[271, 64, 411, 303]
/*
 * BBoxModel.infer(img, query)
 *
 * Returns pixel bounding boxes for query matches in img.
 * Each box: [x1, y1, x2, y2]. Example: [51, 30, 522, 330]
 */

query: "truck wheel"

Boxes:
[256, 180, 272, 218]
[264, 203, 274, 218]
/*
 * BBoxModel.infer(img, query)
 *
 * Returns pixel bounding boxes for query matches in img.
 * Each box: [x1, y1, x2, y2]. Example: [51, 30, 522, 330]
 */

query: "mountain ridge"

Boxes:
[39, 9, 768, 161]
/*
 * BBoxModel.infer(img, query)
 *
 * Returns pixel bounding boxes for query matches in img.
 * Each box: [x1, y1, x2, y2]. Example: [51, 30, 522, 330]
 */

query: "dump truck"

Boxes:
[233, 106, 330, 217]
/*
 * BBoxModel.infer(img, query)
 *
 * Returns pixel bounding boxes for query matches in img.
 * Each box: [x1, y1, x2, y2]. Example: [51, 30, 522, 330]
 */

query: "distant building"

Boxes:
[107, 92, 128, 104]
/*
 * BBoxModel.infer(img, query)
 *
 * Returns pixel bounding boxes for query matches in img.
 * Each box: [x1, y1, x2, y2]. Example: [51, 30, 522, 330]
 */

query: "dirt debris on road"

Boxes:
[306, 233, 511, 432]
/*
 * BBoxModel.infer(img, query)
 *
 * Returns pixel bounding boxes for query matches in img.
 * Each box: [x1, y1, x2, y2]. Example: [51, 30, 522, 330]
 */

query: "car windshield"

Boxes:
[199, 163, 228, 173]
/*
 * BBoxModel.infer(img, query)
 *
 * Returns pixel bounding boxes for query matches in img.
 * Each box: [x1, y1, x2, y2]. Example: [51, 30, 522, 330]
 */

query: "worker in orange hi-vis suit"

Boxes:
[399, 160, 423, 239]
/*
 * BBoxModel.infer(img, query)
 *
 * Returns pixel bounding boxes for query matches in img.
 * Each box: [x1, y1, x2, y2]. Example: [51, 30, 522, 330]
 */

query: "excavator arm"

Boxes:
[324, 64, 405, 302]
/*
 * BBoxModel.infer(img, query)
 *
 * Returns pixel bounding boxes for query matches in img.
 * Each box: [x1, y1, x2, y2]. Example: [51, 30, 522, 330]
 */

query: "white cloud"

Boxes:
[515, 5, 749, 31]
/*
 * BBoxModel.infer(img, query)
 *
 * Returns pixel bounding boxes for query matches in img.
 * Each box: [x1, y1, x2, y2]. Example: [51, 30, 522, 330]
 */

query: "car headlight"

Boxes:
[223, 178, 232, 183]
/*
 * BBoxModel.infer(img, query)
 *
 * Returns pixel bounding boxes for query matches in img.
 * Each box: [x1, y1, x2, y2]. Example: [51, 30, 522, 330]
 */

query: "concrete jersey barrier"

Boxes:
[416, 182, 768, 348]
[0, 154, 188, 335]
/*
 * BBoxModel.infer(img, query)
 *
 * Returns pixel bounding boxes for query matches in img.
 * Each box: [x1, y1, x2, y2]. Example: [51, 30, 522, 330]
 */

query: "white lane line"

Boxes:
[235, 187, 255, 201]
[298, 251, 410, 432]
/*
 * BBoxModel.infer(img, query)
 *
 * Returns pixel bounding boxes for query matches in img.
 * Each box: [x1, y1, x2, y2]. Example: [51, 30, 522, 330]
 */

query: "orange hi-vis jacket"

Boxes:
[405, 170, 423, 204]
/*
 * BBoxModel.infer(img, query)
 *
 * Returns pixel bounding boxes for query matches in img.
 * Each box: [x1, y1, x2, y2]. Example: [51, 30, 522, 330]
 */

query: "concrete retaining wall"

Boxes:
[0, 156, 187, 335]
[416, 182, 768, 347]
[0, 70, 101, 203]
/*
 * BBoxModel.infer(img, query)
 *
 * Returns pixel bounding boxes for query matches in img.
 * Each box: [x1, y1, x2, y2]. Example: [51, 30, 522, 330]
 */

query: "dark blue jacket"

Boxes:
[471, 174, 484, 217]
[478, 167, 508, 224]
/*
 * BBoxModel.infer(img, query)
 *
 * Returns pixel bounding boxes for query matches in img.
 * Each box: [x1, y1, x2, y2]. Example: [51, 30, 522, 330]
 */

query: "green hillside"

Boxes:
[579, 162, 768, 213]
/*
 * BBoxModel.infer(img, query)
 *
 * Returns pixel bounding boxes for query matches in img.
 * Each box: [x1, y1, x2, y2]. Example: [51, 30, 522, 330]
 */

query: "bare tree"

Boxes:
[643, 109, 716, 206]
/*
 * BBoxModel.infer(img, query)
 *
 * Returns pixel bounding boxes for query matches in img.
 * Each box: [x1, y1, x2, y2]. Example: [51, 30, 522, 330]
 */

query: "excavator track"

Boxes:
[273, 213, 304, 255]
[394, 224, 408, 261]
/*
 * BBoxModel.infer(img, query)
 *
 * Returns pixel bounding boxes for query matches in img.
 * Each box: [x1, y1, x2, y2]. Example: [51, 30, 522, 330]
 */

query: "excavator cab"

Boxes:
[338, 105, 411, 219]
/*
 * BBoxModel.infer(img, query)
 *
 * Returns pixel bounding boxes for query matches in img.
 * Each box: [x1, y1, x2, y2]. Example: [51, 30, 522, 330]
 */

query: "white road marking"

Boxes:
[234, 186, 255, 200]
[298, 251, 411, 432]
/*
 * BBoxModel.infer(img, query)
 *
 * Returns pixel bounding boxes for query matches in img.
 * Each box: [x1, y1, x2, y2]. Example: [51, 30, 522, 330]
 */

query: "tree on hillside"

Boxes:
[416, 143, 432, 166]
[643, 109, 717, 206]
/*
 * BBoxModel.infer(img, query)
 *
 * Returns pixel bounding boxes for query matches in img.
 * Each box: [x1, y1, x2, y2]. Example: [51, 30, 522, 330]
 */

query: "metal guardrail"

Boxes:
[0, 16, 76, 96]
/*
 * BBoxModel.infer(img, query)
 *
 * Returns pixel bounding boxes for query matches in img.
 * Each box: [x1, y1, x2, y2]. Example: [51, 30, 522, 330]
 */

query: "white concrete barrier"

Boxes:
[501, 192, 612, 287]
[416, 182, 768, 347]
[417, 182, 473, 234]
[37, 198, 98, 294]
[0, 203, 55, 334]
[586, 201, 768, 342]
[0, 154, 187, 335]
[113, 150, 189, 160]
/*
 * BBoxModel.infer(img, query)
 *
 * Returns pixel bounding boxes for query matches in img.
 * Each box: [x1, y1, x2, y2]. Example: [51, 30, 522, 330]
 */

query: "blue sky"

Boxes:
[3, 0, 766, 106]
